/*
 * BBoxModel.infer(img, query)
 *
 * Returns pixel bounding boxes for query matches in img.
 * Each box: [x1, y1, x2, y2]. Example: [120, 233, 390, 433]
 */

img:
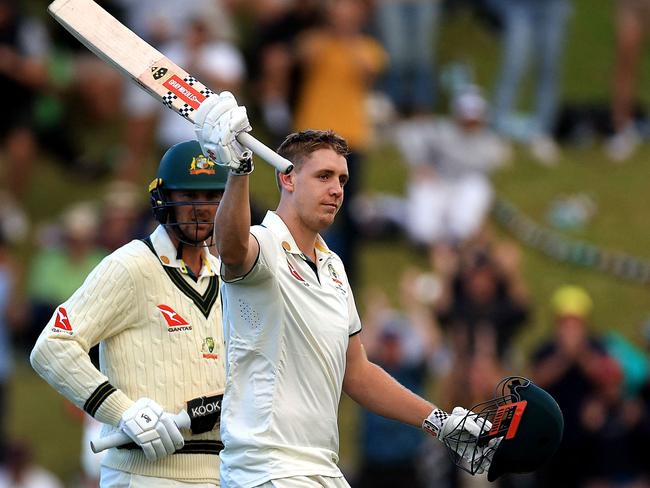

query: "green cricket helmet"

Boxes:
[149, 140, 228, 245]
[439, 377, 564, 482]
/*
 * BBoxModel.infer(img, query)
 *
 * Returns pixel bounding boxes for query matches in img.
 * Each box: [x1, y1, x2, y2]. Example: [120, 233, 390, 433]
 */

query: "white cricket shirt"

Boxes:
[219, 211, 362, 488]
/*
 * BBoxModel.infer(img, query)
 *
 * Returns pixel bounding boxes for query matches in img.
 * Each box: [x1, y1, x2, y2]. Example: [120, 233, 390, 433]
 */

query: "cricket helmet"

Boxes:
[149, 140, 228, 245]
[440, 377, 564, 482]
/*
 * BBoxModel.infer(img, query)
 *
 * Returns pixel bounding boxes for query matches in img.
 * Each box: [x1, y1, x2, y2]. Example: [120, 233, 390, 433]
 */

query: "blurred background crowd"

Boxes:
[1, 0, 650, 487]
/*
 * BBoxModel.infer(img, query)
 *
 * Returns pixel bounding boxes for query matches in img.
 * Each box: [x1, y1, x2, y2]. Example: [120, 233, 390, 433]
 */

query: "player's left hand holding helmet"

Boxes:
[194, 91, 253, 175]
[423, 406, 498, 474]
[424, 376, 564, 480]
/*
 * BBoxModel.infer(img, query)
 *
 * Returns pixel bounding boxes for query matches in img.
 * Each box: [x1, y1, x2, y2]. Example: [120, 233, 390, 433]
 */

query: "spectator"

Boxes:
[374, 0, 442, 116]
[531, 285, 614, 488]
[25, 202, 106, 352]
[393, 86, 511, 249]
[605, 0, 650, 162]
[487, 0, 572, 165]
[244, 0, 323, 143]
[434, 241, 529, 411]
[293, 0, 387, 282]
[98, 180, 150, 252]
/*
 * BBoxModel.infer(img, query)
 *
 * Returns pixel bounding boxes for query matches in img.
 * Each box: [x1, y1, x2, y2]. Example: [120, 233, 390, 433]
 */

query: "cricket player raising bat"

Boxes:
[193, 91, 501, 488]
[31, 141, 230, 487]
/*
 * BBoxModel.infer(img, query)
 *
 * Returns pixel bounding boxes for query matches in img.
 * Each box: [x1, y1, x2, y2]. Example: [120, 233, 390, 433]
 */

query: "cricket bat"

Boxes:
[47, 0, 293, 174]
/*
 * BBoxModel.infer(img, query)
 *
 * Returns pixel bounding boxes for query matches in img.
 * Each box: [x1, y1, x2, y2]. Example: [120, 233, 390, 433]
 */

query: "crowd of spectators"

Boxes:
[1, 1, 649, 487]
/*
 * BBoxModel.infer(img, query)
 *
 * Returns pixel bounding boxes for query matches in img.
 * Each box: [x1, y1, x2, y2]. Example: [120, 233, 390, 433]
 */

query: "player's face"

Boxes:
[169, 189, 222, 242]
[293, 148, 348, 232]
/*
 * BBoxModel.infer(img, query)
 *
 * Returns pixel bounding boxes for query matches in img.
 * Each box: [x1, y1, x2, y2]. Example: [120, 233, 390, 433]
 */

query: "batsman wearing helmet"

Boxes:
[31, 140, 228, 487]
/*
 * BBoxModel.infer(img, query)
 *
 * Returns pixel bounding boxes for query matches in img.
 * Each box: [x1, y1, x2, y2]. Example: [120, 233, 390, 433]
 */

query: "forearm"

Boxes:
[344, 360, 434, 428]
[30, 334, 133, 426]
[214, 173, 251, 266]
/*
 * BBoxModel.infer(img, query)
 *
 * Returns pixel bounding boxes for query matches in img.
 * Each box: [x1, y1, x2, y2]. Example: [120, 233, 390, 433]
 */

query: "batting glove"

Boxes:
[119, 398, 185, 462]
[194, 91, 253, 174]
[423, 407, 499, 475]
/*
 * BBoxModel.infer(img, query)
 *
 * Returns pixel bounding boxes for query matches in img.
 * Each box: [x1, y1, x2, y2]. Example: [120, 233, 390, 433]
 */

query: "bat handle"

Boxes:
[237, 132, 294, 175]
[90, 410, 192, 454]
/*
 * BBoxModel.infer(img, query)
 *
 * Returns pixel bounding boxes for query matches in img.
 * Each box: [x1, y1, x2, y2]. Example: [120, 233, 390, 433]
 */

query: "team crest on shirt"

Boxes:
[51, 306, 74, 335]
[201, 337, 219, 360]
[287, 260, 309, 287]
[157, 304, 193, 332]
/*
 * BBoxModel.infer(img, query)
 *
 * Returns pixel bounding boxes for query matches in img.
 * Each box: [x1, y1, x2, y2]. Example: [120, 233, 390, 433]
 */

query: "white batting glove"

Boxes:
[194, 91, 253, 174]
[119, 398, 185, 462]
[423, 407, 499, 475]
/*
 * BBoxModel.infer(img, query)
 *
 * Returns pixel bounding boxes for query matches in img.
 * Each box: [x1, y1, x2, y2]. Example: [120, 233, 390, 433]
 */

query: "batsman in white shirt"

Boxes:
[31, 140, 229, 487]
[194, 93, 501, 488]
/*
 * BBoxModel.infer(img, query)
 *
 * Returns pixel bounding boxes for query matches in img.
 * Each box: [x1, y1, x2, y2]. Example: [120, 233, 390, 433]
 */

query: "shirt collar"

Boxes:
[261, 211, 332, 258]
[148, 225, 216, 276]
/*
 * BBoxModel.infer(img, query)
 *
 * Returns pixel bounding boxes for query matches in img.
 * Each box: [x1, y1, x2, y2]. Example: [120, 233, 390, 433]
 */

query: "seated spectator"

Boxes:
[392, 86, 511, 249]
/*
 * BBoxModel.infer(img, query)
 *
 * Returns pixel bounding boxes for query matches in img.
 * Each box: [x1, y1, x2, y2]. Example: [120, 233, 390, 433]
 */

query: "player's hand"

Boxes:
[119, 398, 185, 462]
[423, 407, 499, 475]
[194, 91, 254, 175]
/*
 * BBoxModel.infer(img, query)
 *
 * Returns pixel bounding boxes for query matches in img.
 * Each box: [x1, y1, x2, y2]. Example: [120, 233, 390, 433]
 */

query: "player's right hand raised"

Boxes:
[194, 91, 254, 175]
[119, 398, 185, 462]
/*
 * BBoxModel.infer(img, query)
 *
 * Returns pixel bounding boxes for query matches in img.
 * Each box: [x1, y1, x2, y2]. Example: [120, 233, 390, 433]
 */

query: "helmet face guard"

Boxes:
[150, 192, 219, 247]
[440, 376, 564, 481]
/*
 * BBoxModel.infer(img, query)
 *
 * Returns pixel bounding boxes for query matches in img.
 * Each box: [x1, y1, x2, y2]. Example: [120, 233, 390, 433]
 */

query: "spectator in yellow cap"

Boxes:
[529, 284, 613, 488]
[550, 284, 593, 319]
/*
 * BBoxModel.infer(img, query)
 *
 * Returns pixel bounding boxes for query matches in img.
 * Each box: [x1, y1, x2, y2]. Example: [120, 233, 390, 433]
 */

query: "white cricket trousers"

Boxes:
[100, 466, 218, 487]
[255, 475, 351, 488]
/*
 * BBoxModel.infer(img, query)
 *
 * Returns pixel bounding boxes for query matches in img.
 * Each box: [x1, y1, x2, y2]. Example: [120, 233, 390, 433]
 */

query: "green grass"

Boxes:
[11, 0, 650, 482]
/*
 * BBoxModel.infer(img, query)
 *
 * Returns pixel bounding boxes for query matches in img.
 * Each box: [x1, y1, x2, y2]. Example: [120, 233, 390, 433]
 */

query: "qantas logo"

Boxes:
[53, 307, 73, 332]
[157, 305, 192, 332]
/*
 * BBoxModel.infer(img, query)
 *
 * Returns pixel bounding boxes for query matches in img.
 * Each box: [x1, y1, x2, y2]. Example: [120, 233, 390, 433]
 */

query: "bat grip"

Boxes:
[90, 410, 192, 454]
[237, 132, 293, 174]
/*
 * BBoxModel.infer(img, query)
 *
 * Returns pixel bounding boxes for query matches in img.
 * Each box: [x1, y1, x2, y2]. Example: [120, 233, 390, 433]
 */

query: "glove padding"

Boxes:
[194, 91, 253, 174]
[423, 407, 499, 475]
[119, 398, 185, 462]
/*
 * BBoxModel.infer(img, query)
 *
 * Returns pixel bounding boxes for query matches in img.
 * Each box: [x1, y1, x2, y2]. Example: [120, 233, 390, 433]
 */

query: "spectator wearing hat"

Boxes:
[531, 285, 614, 488]
[392, 85, 512, 249]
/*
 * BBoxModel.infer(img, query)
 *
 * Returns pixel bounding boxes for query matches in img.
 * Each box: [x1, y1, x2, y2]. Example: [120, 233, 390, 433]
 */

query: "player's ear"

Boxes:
[278, 171, 295, 193]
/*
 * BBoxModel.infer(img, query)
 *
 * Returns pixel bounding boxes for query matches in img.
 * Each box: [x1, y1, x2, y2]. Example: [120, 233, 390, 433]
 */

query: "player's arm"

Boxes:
[195, 91, 259, 280]
[343, 334, 497, 474]
[343, 334, 434, 427]
[214, 172, 259, 281]
[29, 256, 183, 460]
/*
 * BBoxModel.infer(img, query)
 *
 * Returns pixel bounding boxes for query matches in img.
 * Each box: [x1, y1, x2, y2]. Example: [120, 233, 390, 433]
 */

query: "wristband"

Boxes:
[423, 408, 449, 437]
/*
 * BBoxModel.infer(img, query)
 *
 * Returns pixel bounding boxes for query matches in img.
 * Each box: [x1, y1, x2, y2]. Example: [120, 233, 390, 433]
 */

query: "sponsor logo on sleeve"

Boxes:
[52, 306, 73, 334]
[157, 304, 192, 332]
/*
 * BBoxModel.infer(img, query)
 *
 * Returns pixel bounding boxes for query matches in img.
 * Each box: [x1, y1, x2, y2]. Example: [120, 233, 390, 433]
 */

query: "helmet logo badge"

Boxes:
[189, 155, 216, 175]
